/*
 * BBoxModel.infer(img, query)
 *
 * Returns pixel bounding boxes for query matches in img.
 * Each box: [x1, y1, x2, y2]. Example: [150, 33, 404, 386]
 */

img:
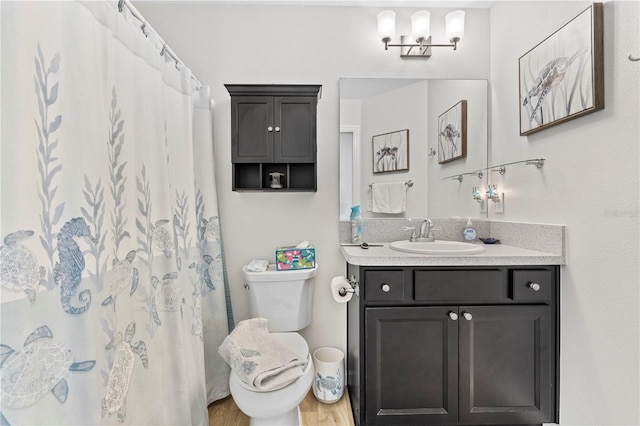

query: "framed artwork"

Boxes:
[438, 100, 467, 164]
[519, 3, 604, 136]
[372, 129, 409, 173]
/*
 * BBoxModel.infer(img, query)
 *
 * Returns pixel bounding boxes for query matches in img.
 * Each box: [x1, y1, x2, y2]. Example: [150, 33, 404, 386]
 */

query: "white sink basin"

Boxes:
[389, 240, 485, 255]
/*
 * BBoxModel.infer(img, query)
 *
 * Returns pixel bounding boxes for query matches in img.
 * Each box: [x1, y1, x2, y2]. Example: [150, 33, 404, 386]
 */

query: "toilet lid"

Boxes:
[269, 332, 309, 358]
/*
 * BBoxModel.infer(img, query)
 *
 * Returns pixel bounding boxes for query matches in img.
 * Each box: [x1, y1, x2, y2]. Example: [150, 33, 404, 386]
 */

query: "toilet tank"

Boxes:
[242, 264, 318, 332]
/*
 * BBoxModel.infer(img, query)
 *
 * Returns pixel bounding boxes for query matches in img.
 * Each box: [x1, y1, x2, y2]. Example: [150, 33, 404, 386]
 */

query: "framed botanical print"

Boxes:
[438, 100, 467, 164]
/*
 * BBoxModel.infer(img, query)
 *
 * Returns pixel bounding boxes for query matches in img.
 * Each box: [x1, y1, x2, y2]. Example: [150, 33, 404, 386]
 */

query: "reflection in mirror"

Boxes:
[339, 78, 488, 221]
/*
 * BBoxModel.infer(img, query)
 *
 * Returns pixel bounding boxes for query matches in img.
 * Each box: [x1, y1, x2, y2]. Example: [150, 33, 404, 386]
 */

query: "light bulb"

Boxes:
[445, 10, 465, 42]
[377, 10, 396, 41]
[411, 11, 430, 42]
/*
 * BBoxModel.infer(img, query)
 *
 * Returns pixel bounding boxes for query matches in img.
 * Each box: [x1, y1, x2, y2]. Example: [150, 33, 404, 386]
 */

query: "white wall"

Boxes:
[489, 1, 639, 424]
[340, 99, 362, 220]
[135, 2, 490, 358]
[360, 80, 430, 218]
[427, 79, 488, 219]
[339, 132, 354, 221]
[136, 1, 639, 423]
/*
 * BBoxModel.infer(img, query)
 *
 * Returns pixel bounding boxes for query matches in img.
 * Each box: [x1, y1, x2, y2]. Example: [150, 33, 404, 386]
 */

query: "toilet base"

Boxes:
[249, 406, 300, 426]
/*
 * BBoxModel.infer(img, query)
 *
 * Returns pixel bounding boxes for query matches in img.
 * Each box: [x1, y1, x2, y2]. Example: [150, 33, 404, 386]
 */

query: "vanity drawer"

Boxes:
[512, 270, 553, 301]
[364, 270, 405, 302]
[414, 269, 504, 302]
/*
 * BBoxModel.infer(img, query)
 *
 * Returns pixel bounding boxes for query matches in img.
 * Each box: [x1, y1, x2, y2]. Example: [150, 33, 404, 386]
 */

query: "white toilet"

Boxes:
[229, 264, 318, 426]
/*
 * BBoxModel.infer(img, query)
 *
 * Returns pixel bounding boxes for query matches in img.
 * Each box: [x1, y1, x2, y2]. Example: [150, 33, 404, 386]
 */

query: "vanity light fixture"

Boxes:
[486, 184, 500, 202]
[377, 9, 465, 58]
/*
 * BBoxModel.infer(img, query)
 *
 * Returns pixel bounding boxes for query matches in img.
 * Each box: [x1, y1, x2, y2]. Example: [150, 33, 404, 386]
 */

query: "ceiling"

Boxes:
[150, 0, 496, 7]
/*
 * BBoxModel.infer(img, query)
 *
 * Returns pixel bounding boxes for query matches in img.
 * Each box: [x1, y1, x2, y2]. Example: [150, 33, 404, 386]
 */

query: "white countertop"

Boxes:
[340, 242, 565, 266]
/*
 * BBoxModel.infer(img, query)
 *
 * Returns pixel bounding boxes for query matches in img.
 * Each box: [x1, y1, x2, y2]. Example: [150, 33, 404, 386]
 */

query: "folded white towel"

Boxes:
[246, 259, 269, 272]
[371, 182, 407, 214]
[218, 318, 308, 391]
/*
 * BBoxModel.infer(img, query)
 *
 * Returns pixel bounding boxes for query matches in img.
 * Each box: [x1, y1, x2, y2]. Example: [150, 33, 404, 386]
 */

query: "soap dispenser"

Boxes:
[462, 218, 477, 242]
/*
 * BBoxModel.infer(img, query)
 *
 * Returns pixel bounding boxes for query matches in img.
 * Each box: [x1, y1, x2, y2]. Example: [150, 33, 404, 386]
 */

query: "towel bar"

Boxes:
[369, 180, 413, 189]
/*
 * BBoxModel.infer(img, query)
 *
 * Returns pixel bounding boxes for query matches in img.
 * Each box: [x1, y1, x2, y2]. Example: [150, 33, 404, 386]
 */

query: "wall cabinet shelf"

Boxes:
[232, 163, 317, 192]
[347, 264, 560, 426]
[225, 84, 321, 191]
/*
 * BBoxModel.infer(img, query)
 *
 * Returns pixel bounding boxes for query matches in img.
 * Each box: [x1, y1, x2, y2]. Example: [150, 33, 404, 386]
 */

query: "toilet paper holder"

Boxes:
[338, 275, 360, 298]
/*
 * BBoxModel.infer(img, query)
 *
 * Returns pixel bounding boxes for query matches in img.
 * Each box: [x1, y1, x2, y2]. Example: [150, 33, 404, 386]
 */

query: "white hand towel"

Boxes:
[371, 182, 407, 214]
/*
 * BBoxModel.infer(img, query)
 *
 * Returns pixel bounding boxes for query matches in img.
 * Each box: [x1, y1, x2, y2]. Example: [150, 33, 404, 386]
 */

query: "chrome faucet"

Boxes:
[404, 219, 435, 242]
[419, 219, 435, 242]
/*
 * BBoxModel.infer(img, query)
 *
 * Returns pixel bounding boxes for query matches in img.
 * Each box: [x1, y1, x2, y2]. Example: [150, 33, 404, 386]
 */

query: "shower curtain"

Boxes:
[0, 1, 232, 425]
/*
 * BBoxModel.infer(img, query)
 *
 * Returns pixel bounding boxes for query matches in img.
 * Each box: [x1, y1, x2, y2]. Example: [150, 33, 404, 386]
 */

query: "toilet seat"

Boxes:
[270, 332, 309, 358]
[234, 332, 309, 392]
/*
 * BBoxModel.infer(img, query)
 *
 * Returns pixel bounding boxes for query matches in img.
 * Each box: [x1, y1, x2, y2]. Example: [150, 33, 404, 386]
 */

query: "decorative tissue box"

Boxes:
[275, 245, 316, 270]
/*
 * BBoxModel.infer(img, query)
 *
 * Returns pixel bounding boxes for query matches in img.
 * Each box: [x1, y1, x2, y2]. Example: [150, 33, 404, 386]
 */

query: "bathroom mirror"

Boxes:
[339, 78, 489, 221]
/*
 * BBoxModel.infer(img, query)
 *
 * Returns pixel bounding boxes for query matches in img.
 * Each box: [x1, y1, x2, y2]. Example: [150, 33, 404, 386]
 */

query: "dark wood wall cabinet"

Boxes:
[346, 264, 560, 426]
[225, 84, 321, 191]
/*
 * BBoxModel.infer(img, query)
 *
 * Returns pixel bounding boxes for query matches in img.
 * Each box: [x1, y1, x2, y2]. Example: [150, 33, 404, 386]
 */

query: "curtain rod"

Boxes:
[117, 0, 203, 90]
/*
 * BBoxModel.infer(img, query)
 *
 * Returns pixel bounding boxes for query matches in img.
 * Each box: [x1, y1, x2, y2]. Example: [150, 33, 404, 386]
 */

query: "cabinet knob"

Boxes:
[275, 126, 281, 132]
[448, 312, 458, 321]
[462, 312, 473, 321]
[267, 126, 274, 132]
[529, 282, 541, 291]
[381, 283, 390, 293]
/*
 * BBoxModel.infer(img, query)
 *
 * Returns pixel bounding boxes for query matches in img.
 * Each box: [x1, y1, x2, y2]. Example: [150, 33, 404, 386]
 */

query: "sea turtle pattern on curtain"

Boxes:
[0, 2, 230, 423]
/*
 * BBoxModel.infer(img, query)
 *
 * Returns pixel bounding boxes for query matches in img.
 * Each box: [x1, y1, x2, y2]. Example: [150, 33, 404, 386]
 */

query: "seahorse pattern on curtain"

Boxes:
[0, 1, 232, 425]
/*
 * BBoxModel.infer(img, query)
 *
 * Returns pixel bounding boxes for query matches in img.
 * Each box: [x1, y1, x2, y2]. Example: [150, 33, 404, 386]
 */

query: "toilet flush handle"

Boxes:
[243, 282, 250, 290]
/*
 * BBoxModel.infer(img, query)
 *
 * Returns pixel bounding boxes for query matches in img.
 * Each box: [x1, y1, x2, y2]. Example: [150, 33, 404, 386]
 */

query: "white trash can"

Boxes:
[312, 347, 344, 404]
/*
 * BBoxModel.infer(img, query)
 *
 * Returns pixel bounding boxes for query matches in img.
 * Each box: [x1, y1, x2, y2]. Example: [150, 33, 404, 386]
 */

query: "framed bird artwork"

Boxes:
[519, 3, 604, 136]
[372, 129, 409, 173]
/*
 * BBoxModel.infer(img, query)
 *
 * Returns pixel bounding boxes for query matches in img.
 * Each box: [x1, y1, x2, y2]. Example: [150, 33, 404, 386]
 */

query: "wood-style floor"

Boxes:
[208, 390, 355, 426]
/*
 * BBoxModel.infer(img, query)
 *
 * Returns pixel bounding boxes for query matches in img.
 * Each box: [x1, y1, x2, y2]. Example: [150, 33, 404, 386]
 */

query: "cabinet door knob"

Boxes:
[462, 312, 473, 321]
[275, 126, 281, 132]
[381, 283, 390, 293]
[529, 282, 541, 291]
[267, 126, 274, 132]
[448, 312, 458, 321]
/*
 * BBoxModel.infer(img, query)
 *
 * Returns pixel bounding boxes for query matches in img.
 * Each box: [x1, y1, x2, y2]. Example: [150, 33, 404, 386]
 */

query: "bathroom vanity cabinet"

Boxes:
[346, 264, 559, 426]
[225, 84, 321, 191]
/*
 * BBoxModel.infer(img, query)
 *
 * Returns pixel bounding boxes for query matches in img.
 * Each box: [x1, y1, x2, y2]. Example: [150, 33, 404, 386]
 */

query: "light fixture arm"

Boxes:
[384, 38, 459, 51]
